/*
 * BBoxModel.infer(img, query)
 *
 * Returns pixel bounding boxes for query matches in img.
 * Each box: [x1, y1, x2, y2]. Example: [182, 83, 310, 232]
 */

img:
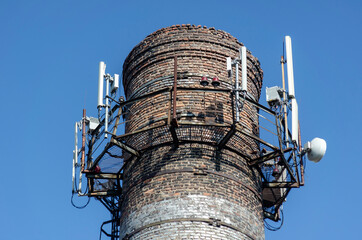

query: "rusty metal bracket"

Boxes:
[248, 147, 293, 166]
[86, 173, 121, 180]
[262, 182, 299, 188]
[170, 118, 179, 148]
[217, 124, 236, 150]
[264, 211, 279, 221]
[111, 138, 140, 157]
[85, 190, 120, 197]
[209, 218, 221, 227]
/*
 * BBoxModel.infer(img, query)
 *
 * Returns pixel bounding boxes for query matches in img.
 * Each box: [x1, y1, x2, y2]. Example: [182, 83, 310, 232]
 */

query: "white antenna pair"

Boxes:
[98, 62, 119, 108]
[97, 61, 119, 138]
[284, 36, 327, 162]
[226, 46, 247, 92]
[226, 46, 248, 122]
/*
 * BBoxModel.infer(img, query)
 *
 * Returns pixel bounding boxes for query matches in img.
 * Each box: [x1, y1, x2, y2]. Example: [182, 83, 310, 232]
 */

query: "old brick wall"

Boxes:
[120, 24, 264, 240]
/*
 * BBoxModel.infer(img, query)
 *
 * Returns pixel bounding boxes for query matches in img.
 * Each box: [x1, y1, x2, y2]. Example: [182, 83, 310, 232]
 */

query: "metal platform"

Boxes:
[74, 82, 304, 229]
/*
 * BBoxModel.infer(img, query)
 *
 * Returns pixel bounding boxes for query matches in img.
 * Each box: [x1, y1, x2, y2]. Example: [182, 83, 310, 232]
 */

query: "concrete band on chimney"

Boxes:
[121, 24, 264, 240]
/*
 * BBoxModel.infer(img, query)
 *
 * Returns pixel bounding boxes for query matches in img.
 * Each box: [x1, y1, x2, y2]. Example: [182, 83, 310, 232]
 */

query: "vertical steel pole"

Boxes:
[112, 103, 123, 136]
[79, 109, 86, 193]
[105, 76, 110, 138]
[281, 56, 289, 147]
[298, 121, 304, 186]
[81, 109, 86, 171]
[173, 56, 177, 121]
[235, 60, 240, 122]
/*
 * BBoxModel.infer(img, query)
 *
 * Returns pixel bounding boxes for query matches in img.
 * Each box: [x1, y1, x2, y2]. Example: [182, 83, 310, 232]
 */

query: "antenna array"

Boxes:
[226, 46, 248, 122]
[71, 34, 327, 239]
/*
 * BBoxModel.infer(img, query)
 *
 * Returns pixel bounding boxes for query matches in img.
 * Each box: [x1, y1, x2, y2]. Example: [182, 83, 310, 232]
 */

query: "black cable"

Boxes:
[264, 208, 284, 231]
[99, 226, 103, 240]
[71, 193, 91, 209]
[71, 163, 90, 209]
[93, 137, 106, 154]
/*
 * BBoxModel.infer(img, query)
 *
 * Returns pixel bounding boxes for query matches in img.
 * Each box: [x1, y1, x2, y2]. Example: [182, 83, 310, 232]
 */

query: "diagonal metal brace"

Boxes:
[111, 138, 140, 157]
[217, 124, 236, 150]
[86, 173, 122, 180]
[262, 182, 299, 188]
[169, 118, 179, 148]
[248, 147, 293, 166]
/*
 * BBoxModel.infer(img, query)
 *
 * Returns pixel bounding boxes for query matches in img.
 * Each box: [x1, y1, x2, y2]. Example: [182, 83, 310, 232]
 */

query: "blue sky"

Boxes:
[0, 0, 361, 239]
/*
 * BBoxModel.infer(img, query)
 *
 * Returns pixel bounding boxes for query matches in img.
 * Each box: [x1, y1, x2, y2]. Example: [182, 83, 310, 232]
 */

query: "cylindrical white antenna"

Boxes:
[226, 57, 232, 78]
[98, 61, 106, 108]
[112, 74, 119, 93]
[241, 46, 247, 92]
[285, 36, 295, 98]
[74, 122, 78, 164]
[72, 122, 78, 193]
[291, 98, 299, 144]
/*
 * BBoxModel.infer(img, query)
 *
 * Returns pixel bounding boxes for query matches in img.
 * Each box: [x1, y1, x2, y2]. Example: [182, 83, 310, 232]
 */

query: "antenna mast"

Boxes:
[280, 55, 289, 147]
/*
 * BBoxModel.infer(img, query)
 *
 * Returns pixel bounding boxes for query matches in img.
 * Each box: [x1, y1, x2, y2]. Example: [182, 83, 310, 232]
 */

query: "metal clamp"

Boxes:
[209, 218, 221, 227]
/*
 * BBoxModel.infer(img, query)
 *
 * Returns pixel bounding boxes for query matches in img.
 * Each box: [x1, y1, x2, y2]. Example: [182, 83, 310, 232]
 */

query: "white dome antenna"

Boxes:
[303, 137, 327, 163]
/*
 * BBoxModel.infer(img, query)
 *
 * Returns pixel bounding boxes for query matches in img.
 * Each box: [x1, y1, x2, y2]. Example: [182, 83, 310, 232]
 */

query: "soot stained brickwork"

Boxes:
[121, 24, 264, 240]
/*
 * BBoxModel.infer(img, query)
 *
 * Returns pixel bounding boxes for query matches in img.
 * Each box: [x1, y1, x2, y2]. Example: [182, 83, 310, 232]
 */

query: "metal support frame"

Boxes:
[248, 148, 293, 166]
[275, 115, 298, 184]
[75, 83, 306, 231]
[99, 196, 120, 240]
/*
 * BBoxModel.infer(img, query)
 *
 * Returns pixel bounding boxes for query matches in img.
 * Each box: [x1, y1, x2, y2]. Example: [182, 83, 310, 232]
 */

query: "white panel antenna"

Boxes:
[241, 46, 247, 92]
[226, 57, 232, 78]
[112, 74, 119, 93]
[285, 36, 295, 98]
[226, 57, 232, 71]
[98, 61, 106, 108]
[291, 98, 298, 144]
